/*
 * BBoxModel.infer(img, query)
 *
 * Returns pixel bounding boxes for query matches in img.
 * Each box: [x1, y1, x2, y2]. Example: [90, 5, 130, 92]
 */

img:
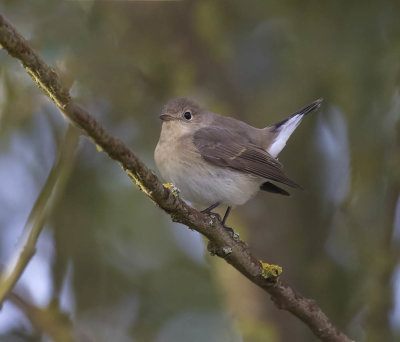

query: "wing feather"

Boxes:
[193, 127, 299, 188]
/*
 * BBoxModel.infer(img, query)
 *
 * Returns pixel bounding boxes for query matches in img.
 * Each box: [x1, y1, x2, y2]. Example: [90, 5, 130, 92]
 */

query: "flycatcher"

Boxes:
[155, 98, 322, 226]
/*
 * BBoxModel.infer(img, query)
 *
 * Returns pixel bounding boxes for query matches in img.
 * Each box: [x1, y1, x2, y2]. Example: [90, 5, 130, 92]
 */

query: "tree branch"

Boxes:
[0, 125, 79, 307]
[0, 12, 352, 342]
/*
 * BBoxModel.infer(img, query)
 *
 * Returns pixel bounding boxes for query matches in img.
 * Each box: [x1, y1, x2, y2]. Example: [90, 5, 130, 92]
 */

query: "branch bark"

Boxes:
[0, 12, 352, 342]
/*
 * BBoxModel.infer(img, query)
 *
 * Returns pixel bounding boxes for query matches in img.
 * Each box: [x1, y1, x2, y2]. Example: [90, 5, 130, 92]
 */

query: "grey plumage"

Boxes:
[154, 97, 322, 223]
[193, 126, 299, 188]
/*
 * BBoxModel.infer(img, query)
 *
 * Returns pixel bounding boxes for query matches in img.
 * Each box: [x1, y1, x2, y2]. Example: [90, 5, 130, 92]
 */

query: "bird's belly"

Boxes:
[179, 168, 261, 209]
[155, 147, 261, 209]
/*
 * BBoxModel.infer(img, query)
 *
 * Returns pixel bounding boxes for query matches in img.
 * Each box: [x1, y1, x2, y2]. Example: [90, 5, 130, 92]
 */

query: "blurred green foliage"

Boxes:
[0, 0, 400, 341]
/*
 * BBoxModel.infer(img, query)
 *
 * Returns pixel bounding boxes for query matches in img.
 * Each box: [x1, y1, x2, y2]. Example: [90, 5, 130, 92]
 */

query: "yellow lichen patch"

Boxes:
[260, 261, 282, 281]
[163, 182, 180, 197]
[125, 169, 153, 198]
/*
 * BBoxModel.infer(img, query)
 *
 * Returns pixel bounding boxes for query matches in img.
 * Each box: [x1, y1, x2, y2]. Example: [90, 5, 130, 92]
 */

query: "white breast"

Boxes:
[154, 123, 261, 209]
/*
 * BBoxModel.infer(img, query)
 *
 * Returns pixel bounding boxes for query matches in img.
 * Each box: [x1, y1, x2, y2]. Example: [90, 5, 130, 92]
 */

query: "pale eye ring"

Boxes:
[183, 111, 192, 120]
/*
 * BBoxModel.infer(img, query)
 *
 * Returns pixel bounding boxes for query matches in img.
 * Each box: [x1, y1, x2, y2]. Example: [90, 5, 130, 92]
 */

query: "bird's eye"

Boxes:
[183, 111, 192, 120]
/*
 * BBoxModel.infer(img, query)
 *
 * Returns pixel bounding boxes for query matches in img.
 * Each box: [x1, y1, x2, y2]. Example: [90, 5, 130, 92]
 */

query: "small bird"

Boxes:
[155, 97, 322, 226]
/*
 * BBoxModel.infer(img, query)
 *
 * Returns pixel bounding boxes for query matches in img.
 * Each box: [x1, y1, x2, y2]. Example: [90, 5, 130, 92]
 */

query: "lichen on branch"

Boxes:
[0, 12, 352, 342]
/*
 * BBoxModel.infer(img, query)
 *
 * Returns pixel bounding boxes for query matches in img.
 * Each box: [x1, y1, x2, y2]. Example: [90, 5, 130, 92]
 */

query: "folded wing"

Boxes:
[193, 127, 299, 188]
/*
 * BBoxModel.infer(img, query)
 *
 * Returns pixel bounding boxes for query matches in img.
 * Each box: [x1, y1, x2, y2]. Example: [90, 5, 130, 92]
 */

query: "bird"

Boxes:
[154, 97, 322, 226]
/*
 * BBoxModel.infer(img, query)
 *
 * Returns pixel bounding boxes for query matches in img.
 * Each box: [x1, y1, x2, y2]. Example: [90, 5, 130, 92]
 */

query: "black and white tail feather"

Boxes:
[267, 98, 323, 158]
[260, 98, 323, 196]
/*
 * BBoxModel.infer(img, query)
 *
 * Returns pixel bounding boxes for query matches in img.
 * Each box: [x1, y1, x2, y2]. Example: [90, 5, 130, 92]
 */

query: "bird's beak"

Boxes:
[160, 114, 175, 121]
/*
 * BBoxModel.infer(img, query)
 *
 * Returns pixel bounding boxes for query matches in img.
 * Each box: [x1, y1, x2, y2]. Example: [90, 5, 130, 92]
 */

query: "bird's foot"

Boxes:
[220, 224, 240, 242]
[210, 212, 222, 222]
[201, 204, 237, 237]
[201, 202, 222, 221]
[223, 225, 234, 235]
[207, 215, 237, 238]
[163, 182, 180, 196]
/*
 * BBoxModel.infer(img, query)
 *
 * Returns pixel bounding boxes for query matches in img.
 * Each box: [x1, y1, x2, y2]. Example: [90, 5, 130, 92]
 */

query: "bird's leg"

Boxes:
[201, 202, 221, 214]
[221, 206, 235, 235]
[221, 206, 231, 226]
[202, 204, 234, 235]
[201, 202, 221, 221]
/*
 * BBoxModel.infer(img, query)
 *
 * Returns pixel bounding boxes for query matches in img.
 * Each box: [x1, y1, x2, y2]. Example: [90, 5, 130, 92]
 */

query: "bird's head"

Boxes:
[160, 98, 206, 131]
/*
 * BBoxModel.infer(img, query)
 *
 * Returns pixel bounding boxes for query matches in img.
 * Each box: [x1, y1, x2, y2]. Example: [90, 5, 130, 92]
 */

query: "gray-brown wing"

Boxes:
[193, 127, 299, 188]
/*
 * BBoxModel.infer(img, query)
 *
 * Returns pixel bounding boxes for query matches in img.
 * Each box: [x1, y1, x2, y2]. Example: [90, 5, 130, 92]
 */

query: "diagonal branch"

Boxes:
[0, 12, 352, 342]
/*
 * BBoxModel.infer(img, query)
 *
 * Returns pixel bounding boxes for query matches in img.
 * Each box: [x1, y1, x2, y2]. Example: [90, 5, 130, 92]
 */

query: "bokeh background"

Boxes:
[1, 0, 400, 341]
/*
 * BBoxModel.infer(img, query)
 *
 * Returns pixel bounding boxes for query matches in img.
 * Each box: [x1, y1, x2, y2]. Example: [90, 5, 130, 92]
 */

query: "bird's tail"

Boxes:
[265, 98, 323, 157]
